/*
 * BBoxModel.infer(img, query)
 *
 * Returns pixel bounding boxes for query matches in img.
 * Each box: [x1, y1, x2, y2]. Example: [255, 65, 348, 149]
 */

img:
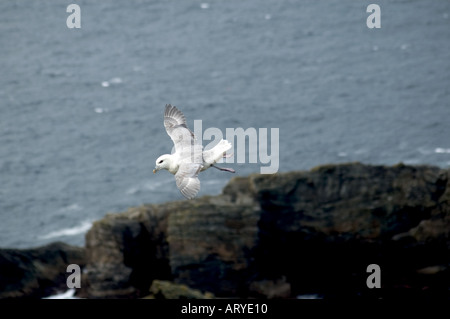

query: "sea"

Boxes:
[1, 0, 449, 249]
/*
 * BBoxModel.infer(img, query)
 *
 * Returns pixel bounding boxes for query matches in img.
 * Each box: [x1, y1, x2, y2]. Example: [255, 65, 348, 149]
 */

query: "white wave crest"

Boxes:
[39, 220, 92, 240]
[44, 289, 79, 299]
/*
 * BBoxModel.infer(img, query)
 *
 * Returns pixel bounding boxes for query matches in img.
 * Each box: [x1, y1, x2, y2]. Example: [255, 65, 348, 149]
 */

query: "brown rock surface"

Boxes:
[82, 163, 448, 298]
[4, 163, 447, 298]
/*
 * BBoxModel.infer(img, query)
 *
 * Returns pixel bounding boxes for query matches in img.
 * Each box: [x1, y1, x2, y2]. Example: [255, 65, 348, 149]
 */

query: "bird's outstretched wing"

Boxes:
[175, 162, 202, 199]
[164, 104, 197, 153]
[164, 104, 204, 199]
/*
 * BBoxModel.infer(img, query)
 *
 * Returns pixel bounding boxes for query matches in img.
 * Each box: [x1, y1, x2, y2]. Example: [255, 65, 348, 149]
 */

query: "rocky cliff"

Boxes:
[1, 163, 449, 299]
[81, 163, 449, 299]
[0, 242, 85, 298]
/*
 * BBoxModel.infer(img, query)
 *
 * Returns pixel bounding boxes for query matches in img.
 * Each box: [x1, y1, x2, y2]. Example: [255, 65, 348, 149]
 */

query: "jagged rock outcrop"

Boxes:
[82, 163, 449, 299]
[2, 163, 447, 298]
[82, 204, 172, 298]
[0, 242, 85, 298]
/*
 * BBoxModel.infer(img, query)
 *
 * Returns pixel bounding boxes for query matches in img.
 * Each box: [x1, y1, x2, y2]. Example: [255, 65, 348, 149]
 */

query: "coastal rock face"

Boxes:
[2, 163, 447, 298]
[82, 204, 172, 298]
[241, 163, 449, 297]
[167, 196, 261, 297]
[82, 163, 449, 298]
[0, 242, 85, 298]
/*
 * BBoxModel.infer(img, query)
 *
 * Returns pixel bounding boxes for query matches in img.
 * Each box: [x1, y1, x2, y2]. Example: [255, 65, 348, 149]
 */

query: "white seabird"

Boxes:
[153, 104, 235, 199]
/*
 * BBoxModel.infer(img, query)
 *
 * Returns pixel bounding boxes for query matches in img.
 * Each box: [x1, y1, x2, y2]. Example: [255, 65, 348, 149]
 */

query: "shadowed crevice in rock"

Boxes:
[123, 222, 172, 296]
[82, 205, 172, 298]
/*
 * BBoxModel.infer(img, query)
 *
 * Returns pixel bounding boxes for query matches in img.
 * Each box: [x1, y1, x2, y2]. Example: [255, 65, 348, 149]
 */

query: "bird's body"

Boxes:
[153, 104, 235, 199]
[158, 139, 232, 174]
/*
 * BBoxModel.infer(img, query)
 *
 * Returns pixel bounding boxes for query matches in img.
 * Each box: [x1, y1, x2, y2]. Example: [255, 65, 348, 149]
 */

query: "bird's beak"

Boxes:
[153, 168, 157, 174]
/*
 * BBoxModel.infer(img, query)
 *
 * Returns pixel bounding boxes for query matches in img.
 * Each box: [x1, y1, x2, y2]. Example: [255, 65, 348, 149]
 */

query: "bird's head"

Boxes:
[153, 154, 171, 173]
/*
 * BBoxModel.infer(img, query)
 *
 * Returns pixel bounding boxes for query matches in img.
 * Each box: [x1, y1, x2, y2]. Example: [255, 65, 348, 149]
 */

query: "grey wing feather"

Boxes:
[164, 104, 187, 132]
[175, 163, 202, 199]
[164, 104, 197, 152]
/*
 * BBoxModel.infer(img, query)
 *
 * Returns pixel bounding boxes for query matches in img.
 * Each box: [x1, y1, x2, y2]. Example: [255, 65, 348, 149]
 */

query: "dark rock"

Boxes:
[248, 163, 449, 298]
[79, 163, 450, 298]
[167, 196, 260, 297]
[145, 280, 214, 299]
[0, 242, 85, 299]
[83, 204, 172, 298]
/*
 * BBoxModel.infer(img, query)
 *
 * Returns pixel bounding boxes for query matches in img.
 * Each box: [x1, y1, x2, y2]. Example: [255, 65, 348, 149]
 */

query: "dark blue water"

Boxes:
[1, 0, 449, 248]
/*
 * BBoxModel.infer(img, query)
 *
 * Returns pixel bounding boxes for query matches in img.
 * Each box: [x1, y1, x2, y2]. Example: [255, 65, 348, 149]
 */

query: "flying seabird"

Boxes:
[153, 104, 235, 199]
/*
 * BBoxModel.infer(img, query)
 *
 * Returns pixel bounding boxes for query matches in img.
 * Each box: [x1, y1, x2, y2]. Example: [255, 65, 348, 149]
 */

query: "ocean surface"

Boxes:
[1, 0, 449, 249]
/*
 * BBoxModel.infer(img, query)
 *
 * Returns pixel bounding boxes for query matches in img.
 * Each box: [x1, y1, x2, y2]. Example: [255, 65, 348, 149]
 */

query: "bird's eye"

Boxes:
[158, 160, 163, 164]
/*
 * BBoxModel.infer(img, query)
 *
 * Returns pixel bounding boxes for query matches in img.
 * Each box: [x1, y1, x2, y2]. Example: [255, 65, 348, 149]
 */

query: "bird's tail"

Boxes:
[215, 139, 232, 157]
[204, 139, 233, 164]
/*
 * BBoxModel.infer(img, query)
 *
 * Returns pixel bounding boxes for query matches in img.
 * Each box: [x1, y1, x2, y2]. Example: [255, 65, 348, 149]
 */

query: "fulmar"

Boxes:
[153, 104, 235, 199]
